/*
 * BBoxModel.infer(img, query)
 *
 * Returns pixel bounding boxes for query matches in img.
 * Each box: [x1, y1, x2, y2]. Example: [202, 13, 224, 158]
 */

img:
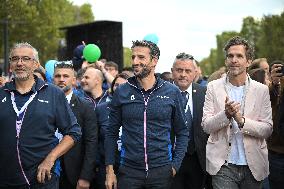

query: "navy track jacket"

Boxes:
[0, 77, 81, 186]
[105, 76, 189, 171]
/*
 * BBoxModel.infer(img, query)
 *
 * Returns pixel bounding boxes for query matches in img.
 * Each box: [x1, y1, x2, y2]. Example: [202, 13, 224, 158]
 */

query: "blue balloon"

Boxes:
[45, 60, 56, 83]
[143, 33, 159, 44]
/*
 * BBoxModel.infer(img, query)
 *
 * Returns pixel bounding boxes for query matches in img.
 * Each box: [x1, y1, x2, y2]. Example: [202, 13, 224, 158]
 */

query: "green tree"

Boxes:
[257, 11, 284, 63]
[240, 16, 261, 58]
[123, 47, 132, 68]
[0, 0, 94, 67]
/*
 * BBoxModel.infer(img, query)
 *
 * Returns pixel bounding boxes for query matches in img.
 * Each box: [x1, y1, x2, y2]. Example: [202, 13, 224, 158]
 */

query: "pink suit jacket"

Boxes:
[202, 76, 273, 181]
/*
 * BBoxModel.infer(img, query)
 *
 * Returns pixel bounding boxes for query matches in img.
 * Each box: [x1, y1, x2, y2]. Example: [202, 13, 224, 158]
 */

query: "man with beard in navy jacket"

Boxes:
[105, 40, 189, 189]
[0, 42, 81, 188]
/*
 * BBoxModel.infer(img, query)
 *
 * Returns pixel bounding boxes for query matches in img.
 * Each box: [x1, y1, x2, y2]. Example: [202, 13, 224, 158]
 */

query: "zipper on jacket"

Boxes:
[144, 100, 148, 174]
[127, 80, 165, 174]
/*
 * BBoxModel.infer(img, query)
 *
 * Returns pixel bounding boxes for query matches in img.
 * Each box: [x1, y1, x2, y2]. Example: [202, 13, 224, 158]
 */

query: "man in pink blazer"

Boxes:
[202, 36, 273, 189]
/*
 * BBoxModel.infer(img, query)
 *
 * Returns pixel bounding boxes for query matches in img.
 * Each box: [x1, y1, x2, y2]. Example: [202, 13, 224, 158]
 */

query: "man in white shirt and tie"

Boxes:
[170, 53, 211, 189]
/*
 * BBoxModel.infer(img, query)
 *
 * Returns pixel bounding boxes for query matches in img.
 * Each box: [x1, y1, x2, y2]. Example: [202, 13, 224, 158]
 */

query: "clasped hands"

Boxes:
[225, 96, 244, 127]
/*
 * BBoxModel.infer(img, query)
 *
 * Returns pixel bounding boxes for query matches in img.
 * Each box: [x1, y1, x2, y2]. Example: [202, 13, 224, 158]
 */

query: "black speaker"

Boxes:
[60, 21, 123, 71]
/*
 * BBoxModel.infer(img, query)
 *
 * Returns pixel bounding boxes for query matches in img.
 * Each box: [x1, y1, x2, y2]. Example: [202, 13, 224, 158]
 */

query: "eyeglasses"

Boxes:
[54, 60, 73, 69]
[9, 56, 35, 64]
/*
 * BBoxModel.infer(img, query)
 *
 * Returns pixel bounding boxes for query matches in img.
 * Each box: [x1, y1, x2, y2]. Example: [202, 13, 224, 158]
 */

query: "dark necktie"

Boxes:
[181, 91, 194, 154]
[181, 91, 188, 110]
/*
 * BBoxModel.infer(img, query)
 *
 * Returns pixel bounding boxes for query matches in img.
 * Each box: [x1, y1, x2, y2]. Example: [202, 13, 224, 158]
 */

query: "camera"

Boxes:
[276, 65, 284, 75]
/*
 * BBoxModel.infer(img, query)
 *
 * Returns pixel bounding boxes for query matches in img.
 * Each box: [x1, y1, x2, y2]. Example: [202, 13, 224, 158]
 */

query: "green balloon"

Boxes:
[83, 44, 101, 63]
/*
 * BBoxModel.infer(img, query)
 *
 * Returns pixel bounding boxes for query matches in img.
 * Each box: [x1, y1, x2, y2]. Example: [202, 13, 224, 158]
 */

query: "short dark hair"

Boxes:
[131, 40, 160, 60]
[34, 68, 46, 81]
[105, 61, 118, 70]
[160, 71, 173, 82]
[110, 73, 130, 94]
[224, 36, 255, 61]
[249, 58, 267, 71]
[248, 68, 266, 84]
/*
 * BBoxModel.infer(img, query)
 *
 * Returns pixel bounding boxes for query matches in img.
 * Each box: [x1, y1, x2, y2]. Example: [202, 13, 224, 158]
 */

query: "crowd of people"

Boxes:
[0, 36, 284, 189]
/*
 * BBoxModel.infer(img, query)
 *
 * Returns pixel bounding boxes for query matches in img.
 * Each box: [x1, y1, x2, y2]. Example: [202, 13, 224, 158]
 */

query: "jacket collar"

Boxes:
[127, 74, 165, 90]
[3, 75, 48, 93]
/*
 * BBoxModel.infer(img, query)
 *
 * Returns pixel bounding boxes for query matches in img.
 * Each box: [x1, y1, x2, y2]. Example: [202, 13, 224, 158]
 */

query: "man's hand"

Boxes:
[0, 76, 7, 87]
[270, 64, 283, 85]
[76, 179, 90, 189]
[95, 61, 106, 72]
[37, 156, 55, 183]
[172, 167, 176, 177]
[105, 165, 117, 189]
[225, 97, 240, 119]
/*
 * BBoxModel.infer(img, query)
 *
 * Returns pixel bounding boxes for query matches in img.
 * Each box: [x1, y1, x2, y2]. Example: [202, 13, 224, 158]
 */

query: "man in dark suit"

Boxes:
[53, 61, 97, 189]
[171, 53, 211, 189]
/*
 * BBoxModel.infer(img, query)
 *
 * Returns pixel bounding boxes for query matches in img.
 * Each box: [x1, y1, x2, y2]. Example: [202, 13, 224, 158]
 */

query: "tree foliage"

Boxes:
[0, 0, 94, 65]
[256, 12, 284, 63]
[123, 47, 132, 68]
[200, 10, 284, 76]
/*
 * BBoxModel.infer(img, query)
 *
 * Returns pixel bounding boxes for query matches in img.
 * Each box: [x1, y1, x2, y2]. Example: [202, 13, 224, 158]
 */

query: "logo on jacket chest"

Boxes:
[1, 97, 6, 102]
[157, 95, 169, 99]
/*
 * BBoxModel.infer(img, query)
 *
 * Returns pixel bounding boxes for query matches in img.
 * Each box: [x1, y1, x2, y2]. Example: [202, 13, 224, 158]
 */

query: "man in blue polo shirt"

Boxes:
[0, 42, 81, 188]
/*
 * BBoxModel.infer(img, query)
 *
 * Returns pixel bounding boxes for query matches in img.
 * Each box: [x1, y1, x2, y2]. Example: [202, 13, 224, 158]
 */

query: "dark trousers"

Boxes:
[0, 175, 59, 189]
[92, 164, 106, 189]
[171, 152, 212, 189]
[268, 150, 284, 189]
[59, 170, 76, 189]
[212, 164, 262, 189]
[118, 164, 173, 189]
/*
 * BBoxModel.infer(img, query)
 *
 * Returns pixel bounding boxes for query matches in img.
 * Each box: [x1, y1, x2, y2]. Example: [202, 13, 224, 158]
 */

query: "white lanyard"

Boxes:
[10, 91, 37, 137]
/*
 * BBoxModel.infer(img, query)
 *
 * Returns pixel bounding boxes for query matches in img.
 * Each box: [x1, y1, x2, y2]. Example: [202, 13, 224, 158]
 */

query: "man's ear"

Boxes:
[72, 76, 76, 86]
[151, 57, 158, 67]
[33, 61, 40, 69]
[247, 60, 252, 67]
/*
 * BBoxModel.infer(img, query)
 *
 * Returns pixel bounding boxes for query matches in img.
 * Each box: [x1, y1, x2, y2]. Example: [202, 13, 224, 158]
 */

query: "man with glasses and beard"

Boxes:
[0, 42, 81, 188]
[105, 40, 189, 189]
[53, 61, 97, 189]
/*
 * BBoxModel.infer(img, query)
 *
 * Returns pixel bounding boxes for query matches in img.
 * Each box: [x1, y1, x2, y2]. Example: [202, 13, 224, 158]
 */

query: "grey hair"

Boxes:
[173, 52, 197, 69]
[9, 42, 39, 62]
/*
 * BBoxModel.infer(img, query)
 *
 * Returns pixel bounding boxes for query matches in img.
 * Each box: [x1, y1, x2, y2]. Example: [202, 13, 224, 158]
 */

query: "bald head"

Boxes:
[81, 66, 104, 94]
[87, 67, 104, 83]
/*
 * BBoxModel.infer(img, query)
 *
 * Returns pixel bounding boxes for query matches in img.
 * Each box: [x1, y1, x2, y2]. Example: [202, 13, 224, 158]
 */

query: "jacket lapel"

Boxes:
[192, 84, 198, 124]
[243, 81, 256, 116]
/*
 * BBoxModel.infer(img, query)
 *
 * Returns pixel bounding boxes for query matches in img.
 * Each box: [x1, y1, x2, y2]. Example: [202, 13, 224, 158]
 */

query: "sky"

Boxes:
[71, 0, 284, 73]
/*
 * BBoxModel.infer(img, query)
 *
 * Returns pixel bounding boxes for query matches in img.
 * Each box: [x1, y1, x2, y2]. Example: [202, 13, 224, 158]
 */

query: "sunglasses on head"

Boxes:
[54, 60, 73, 69]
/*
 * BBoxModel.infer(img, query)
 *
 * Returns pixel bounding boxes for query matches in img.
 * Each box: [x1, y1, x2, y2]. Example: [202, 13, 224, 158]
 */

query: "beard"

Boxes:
[133, 63, 152, 79]
[228, 66, 246, 76]
[12, 70, 31, 81]
[62, 85, 71, 93]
